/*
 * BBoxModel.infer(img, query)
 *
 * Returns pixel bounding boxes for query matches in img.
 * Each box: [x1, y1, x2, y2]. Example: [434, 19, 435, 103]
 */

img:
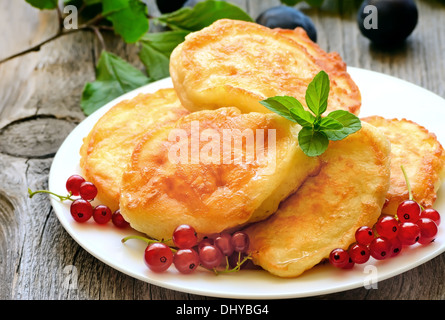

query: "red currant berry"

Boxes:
[376, 216, 399, 239]
[214, 233, 234, 256]
[355, 226, 375, 245]
[389, 237, 403, 257]
[144, 242, 173, 273]
[70, 199, 93, 223]
[416, 218, 438, 245]
[349, 243, 370, 264]
[79, 181, 98, 201]
[397, 222, 421, 245]
[420, 208, 441, 226]
[111, 210, 129, 228]
[66, 174, 85, 196]
[329, 248, 350, 268]
[197, 238, 214, 250]
[231, 231, 250, 253]
[199, 245, 223, 269]
[92, 205, 112, 224]
[348, 243, 370, 264]
[369, 237, 391, 260]
[397, 200, 421, 223]
[173, 249, 200, 274]
[172, 225, 198, 249]
[342, 257, 355, 269]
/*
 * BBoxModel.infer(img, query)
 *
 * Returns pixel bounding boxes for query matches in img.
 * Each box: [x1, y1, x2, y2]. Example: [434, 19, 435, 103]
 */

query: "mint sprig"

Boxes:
[259, 70, 361, 157]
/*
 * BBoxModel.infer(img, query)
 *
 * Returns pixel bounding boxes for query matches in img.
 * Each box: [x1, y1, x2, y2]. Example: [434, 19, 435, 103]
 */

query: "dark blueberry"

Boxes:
[256, 6, 317, 42]
[357, 0, 418, 48]
[156, 0, 187, 13]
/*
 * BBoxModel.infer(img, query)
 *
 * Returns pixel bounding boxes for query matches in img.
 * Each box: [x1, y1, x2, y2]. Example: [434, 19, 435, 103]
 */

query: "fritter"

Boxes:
[79, 88, 189, 211]
[362, 116, 445, 215]
[119, 107, 321, 241]
[170, 19, 361, 115]
[244, 122, 391, 278]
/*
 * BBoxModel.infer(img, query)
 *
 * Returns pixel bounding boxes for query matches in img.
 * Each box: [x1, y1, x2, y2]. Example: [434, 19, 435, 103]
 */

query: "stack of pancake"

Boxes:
[79, 19, 445, 278]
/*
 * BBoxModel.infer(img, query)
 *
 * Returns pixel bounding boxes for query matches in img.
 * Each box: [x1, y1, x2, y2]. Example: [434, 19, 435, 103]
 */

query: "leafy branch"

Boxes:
[7, 0, 253, 115]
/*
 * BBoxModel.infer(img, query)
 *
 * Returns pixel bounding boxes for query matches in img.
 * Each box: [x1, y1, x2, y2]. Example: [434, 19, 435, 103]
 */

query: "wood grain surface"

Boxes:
[1, 0, 444, 300]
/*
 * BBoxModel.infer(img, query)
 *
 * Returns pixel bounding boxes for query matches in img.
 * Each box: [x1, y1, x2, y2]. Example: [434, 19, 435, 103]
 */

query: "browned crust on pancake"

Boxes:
[170, 19, 361, 116]
[362, 116, 445, 215]
[79, 88, 189, 211]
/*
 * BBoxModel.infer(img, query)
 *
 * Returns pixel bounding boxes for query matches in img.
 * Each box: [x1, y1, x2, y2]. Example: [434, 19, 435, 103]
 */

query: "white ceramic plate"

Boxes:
[48, 67, 445, 299]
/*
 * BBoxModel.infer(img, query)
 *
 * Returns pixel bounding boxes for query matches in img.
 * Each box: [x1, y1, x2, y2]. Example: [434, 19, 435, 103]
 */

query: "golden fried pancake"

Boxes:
[119, 107, 321, 241]
[244, 122, 391, 278]
[362, 116, 445, 215]
[276, 27, 361, 113]
[170, 19, 361, 115]
[79, 88, 189, 211]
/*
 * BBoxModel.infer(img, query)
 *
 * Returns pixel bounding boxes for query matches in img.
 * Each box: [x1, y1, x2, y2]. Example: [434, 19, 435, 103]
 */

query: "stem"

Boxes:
[400, 165, 412, 201]
[90, 26, 107, 51]
[213, 253, 252, 275]
[79, 13, 105, 29]
[400, 165, 425, 211]
[0, 10, 108, 65]
[28, 188, 75, 202]
[0, 28, 86, 64]
[121, 235, 176, 252]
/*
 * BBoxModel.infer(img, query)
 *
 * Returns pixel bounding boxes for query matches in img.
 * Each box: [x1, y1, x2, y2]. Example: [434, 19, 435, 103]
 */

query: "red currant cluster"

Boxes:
[29, 174, 129, 228]
[66, 174, 130, 228]
[122, 224, 251, 275]
[329, 200, 441, 269]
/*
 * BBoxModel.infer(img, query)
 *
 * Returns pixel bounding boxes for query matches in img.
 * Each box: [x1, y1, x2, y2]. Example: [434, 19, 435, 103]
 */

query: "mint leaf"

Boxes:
[103, 0, 149, 43]
[317, 116, 343, 131]
[298, 127, 329, 157]
[290, 106, 316, 127]
[259, 96, 299, 122]
[157, 0, 253, 31]
[138, 30, 188, 80]
[260, 71, 361, 157]
[81, 51, 151, 115]
[323, 110, 362, 141]
[305, 70, 330, 116]
[26, 0, 58, 9]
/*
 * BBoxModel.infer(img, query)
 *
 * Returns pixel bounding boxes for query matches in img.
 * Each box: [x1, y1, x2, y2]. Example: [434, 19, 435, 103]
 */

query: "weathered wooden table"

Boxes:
[1, 0, 444, 300]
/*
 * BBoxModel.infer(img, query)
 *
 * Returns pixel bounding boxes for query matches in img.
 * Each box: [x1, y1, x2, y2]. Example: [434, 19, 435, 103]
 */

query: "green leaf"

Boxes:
[138, 30, 188, 80]
[259, 96, 301, 123]
[157, 0, 253, 32]
[81, 51, 151, 115]
[298, 127, 329, 157]
[102, 0, 128, 14]
[290, 105, 316, 127]
[103, 0, 149, 43]
[305, 70, 330, 116]
[323, 110, 362, 141]
[25, 0, 58, 10]
[317, 116, 343, 131]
